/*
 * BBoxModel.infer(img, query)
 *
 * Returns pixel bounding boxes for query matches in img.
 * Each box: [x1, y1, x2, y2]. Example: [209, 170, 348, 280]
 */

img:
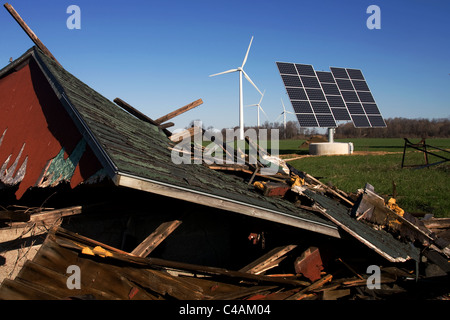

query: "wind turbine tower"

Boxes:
[210, 36, 262, 140]
[247, 90, 268, 127]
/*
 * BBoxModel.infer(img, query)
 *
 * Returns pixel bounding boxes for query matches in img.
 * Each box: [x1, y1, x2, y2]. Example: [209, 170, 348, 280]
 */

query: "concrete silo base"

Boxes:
[309, 142, 354, 156]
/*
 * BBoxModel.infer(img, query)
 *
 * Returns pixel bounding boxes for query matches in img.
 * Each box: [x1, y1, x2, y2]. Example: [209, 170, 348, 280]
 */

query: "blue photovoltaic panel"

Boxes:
[277, 62, 297, 75]
[330, 66, 386, 128]
[318, 71, 351, 121]
[296, 114, 318, 127]
[281, 74, 302, 87]
[300, 76, 321, 88]
[295, 64, 315, 76]
[346, 68, 365, 80]
[330, 67, 349, 79]
[277, 62, 385, 128]
[276, 61, 337, 128]
[286, 87, 307, 100]
[352, 115, 371, 127]
[352, 80, 370, 92]
[316, 71, 335, 83]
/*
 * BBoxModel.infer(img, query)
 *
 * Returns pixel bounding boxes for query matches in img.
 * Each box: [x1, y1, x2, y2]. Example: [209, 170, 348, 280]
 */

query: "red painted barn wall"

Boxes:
[0, 58, 104, 199]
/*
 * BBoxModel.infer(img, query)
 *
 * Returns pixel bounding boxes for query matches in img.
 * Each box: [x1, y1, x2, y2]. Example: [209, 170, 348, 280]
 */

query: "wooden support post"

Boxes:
[154, 99, 203, 125]
[131, 220, 182, 257]
[401, 138, 408, 168]
[422, 139, 429, 167]
[4, 3, 61, 66]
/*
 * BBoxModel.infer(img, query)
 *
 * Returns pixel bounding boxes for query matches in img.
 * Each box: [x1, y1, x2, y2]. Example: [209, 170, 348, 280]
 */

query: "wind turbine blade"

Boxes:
[242, 70, 262, 95]
[258, 90, 265, 104]
[275, 114, 283, 122]
[281, 98, 286, 112]
[260, 106, 269, 120]
[241, 36, 254, 68]
[209, 68, 239, 77]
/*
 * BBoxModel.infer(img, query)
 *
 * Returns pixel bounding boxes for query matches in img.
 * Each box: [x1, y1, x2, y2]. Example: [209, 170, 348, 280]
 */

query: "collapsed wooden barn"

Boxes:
[0, 46, 448, 300]
[0, 44, 339, 266]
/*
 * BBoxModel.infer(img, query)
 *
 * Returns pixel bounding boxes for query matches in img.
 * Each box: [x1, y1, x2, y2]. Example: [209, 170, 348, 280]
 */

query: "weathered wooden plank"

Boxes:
[286, 274, 333, 300]
[0, 278, 60, 300]
[113, 97, 172, 135]
[322, 288, 350, 300]
[15, 260, 118, 300]
[30, 206, 82, 223]
[131, 220, 182, 257]
[239, 245, 297, 275]
[113, 98, 158, 125]
[0, 209, 30, 222]
[4, 3, 60, 66]
[121, 267, 208, 300]
[147, 257, 308, 287]
[423, 218, 450, 230]
[169, 126, 199, 143]
[159, 122, 174, 129]
[305, 173, 354, 206]
[154, 99, 203, 125]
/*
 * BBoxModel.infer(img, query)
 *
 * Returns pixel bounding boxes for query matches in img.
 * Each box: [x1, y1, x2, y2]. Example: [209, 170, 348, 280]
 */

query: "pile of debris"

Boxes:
[0, 158, 449, 300]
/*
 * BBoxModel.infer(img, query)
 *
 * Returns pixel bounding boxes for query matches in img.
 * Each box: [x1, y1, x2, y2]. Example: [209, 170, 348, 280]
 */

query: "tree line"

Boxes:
[334, 117, 450, 139]
[247, 117, 450, 139]
[189, 117, 450, 140]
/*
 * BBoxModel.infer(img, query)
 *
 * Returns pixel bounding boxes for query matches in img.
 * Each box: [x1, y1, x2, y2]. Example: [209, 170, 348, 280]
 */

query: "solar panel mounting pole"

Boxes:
[328, 128, 334, 143]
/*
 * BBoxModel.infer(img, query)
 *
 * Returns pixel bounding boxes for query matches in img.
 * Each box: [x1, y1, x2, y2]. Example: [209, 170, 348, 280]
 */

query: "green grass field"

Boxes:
[279, 138, 450, 218]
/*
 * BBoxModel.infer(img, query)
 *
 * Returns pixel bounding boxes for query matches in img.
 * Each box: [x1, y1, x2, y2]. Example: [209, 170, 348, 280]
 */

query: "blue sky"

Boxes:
[1, 0, 449, 131]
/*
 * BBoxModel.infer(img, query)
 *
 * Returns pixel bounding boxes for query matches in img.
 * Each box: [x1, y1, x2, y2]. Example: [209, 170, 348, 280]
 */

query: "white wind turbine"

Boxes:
[209, 36, 262, 140]
[247, 90, 268, 127]
[275, 98, 293, 131]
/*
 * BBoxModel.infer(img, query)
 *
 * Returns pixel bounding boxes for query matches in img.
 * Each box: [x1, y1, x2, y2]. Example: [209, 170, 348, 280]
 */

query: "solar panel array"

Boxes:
[276, 62, 386, 128]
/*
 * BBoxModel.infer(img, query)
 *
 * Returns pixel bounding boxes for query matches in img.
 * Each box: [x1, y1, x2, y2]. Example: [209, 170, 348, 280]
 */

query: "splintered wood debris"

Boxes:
[0, 144, 449, 300]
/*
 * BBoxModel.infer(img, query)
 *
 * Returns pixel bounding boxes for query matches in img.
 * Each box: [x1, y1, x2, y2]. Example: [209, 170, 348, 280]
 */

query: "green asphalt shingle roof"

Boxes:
[1, 47, 338, 236]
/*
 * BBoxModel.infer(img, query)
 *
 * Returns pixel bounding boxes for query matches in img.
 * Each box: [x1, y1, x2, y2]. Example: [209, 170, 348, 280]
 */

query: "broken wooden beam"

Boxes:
[305, 172, 354, 206]
[239, 245, 297, 275]
[3, 206, 83, 228]
[4, 3, 61, 66]
[286, 274, 333, 300]
[169, 126, 199, 143]
[154, 99, 203, 125]
[30, 206, 82, 222]
[113, 98, 172, 135]
[422, 218, 450, 230]
[0, 209, 30, 222]
[294, 247, 324, 282]
[131, 220, 182, 257]
[158, 122, 174, 129]
[114, 98, 158, 126]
